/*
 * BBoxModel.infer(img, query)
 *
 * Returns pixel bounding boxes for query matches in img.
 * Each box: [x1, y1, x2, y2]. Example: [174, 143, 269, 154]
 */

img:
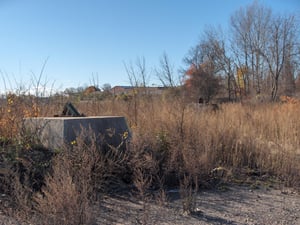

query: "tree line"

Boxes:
[183, 1, 300, 102]
[124, 1, 299, 103]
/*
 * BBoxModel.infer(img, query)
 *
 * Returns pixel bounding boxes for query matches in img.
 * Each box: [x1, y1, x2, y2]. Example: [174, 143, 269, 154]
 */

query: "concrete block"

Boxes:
[24, 116, 130, 150]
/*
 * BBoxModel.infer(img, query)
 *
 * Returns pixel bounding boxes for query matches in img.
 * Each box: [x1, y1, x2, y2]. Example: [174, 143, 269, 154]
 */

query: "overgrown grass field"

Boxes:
[0, 93, 299, 224]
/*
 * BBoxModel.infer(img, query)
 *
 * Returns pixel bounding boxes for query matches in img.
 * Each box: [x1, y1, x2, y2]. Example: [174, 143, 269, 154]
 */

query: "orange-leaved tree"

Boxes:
[184, 61, 221, 103]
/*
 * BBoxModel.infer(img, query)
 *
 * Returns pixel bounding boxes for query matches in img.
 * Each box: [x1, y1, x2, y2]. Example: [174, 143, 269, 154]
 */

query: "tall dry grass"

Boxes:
[76, 94, 300, 212]
[31, 127, 130, 225]
[76, 95, 300, 187]
[1, 92, 300, 223]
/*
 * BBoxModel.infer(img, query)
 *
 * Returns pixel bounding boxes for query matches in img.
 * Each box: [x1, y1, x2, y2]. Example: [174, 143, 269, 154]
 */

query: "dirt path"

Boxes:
[95, 185, 300, 225]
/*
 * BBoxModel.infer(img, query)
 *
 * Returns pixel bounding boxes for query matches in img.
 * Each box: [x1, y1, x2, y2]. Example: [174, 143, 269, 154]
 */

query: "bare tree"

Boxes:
[202, 27, 236, 100]
[124, 61, 139, 87]
[123, 56, 150, 125]
[137, 56, 149, 88]
[282, 52, 296, 96]
[89, 72, 100, 89]
[230, 2, 299, 100]
[124, 56, 150, 88]
[262, 14, 298, 100]
[184, 27, 232, 102]
[156, 52, 177, 87]
[230, 2, 272, 96]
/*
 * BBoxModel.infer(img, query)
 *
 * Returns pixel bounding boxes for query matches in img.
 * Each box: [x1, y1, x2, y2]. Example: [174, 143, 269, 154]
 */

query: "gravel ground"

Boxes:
[1, 184, 300, 225]
[95, 185, 300, 225]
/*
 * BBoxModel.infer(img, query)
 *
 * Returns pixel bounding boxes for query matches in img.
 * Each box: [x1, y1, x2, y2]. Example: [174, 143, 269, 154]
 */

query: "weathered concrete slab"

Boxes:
[24, 116, 130, 150]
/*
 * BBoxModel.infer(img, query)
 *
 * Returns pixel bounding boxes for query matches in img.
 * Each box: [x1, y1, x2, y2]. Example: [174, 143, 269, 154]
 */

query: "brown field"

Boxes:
[0, 93, 300, 224]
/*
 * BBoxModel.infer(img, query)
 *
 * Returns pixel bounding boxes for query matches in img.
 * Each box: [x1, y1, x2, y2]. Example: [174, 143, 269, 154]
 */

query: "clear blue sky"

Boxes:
[0, 0, 299, 93]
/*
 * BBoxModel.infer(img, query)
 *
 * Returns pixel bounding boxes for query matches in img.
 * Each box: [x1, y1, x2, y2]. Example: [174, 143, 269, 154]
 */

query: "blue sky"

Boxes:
[0, 0, 299, 93]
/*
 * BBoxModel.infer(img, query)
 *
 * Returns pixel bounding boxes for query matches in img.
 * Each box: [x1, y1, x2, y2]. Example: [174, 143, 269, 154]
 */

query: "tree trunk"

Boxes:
[271, 77, 279, 101]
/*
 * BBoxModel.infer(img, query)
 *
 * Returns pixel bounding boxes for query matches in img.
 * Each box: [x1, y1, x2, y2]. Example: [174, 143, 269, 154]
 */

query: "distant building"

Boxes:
[143, 87, 167, 95]
[110, 86, 168, 96]
[110, 86, 134, 95]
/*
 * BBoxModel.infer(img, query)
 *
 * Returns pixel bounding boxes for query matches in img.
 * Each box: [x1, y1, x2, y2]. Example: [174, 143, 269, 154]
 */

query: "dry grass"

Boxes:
[83, 95, 300, 187]
[31, 128, 130, 225]
[78, 94, 300, 209]
[33, 155, 93, 225]
[1, 92, 300, 223]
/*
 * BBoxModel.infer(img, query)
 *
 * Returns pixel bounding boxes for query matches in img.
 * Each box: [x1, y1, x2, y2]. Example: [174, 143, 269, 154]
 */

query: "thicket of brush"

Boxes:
[0, 91, 299, 224]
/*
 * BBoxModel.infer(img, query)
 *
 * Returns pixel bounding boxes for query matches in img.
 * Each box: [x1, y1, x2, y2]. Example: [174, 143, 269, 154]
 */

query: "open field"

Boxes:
[0, 93, 300, 224]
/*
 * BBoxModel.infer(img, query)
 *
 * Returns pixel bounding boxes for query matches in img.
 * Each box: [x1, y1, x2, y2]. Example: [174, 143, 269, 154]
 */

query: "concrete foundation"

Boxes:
[24, 116, 130, 150]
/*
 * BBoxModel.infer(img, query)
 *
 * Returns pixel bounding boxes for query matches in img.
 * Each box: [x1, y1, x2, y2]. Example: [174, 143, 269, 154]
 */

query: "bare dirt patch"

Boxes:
[1, 184, 300, 224]
[94, 185, 300, 225]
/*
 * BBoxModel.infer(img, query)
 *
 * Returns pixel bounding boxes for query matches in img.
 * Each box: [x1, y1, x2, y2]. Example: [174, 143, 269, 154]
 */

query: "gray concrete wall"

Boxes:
[24, 116, 130, 150]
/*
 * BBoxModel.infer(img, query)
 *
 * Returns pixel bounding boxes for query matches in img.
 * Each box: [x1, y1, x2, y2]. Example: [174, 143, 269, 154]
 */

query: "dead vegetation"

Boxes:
[0, 93, 300, 224]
